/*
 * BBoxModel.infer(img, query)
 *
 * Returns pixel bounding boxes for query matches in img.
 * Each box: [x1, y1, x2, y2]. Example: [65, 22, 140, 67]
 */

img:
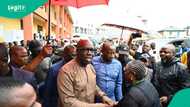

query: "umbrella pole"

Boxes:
[47, 0, 51, 44]
[119, 27, 124, 45]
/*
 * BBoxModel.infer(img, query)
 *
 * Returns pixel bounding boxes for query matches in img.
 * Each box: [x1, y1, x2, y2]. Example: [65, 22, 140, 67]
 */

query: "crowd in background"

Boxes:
[0, 33, 190, 107]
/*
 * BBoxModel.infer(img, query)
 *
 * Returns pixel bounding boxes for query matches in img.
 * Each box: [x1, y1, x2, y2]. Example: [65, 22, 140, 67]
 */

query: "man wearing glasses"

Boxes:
[57, 39, 115, 107]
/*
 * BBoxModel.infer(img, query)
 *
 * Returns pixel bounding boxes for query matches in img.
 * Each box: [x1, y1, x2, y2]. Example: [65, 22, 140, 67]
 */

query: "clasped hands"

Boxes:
[102, 96, 118, 107]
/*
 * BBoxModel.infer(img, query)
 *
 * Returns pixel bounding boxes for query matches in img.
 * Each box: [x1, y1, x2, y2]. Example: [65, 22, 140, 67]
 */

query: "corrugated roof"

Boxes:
[158, 26, 186, 32]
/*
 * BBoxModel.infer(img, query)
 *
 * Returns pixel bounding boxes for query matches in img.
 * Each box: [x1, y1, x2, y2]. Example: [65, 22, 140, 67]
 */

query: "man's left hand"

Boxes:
[160, 96, 168, 103]
[102, 96, 117, 106]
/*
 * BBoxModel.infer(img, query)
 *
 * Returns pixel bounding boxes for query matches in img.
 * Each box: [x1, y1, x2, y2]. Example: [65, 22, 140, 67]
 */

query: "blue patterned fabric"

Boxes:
[92, 56, 123, 101]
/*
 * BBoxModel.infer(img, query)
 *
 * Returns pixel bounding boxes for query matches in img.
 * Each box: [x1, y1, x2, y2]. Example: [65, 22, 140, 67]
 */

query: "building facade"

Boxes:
[0, 5, 73, 42]
[73, 24, 147, 42]
[158, 26, 188, 38]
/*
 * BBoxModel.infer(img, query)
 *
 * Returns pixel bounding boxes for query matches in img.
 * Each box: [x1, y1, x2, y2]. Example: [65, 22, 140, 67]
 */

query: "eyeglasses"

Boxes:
[78, 48, 94, 52]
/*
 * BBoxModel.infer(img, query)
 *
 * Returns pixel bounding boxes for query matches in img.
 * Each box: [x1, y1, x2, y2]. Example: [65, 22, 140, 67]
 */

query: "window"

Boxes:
[80, 27, 83, 33]
[37, 25, 43, 32]
[75, 27, 79, 33]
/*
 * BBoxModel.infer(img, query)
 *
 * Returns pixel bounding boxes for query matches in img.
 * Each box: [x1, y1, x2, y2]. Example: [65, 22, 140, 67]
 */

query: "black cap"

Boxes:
[131, 32, 142, 39]
[139, 53, 151, 62]
[117, 44, 129, 55]
[28, 40, 42, 51]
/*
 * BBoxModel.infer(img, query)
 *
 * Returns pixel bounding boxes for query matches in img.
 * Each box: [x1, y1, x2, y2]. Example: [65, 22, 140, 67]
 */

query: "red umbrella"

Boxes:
[50, 0, 109, 8]
[46, 0, 109, 43]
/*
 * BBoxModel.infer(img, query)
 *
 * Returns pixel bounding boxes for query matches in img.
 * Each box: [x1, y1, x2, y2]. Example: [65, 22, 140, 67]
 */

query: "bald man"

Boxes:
[0, 77, 41, 107]
[57, 39, 115, 107]
[9, 46, 36, 86]
[43, 45, 76, 107]
[92, 42, 123, 101]
[153, 44, 190, 107]
[8, 45, 52, 89]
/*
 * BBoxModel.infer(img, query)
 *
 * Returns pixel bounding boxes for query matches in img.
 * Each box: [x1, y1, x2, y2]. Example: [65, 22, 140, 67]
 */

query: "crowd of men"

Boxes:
[0, 34, 190, 107]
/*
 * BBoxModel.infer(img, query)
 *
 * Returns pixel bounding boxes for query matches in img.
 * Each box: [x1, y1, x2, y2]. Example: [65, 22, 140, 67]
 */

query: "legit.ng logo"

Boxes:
[0, 0, 47, 19]
[7, 4, 26, 13]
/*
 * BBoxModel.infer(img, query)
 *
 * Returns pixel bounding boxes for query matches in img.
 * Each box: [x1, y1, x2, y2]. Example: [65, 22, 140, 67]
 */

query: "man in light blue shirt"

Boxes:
[92, 42, 123, 101]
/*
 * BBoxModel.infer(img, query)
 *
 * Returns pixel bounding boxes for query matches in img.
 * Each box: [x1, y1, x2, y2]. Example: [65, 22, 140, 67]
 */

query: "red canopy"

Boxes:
[45, 0, 109, 42]
[47, 0, 109, 8]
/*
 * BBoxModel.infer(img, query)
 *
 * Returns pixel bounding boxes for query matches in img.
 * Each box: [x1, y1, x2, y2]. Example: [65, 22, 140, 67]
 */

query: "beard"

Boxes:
[161, 58, 167, 64]
[161, 57, 174, 64]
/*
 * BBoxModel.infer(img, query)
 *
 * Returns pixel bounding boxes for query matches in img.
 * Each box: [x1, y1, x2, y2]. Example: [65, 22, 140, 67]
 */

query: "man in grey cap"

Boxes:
[117, 44, 133, 64]
[139, 53, 153, 81]
[115, 60, 161, 107]
[117, 44, 133, 95]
